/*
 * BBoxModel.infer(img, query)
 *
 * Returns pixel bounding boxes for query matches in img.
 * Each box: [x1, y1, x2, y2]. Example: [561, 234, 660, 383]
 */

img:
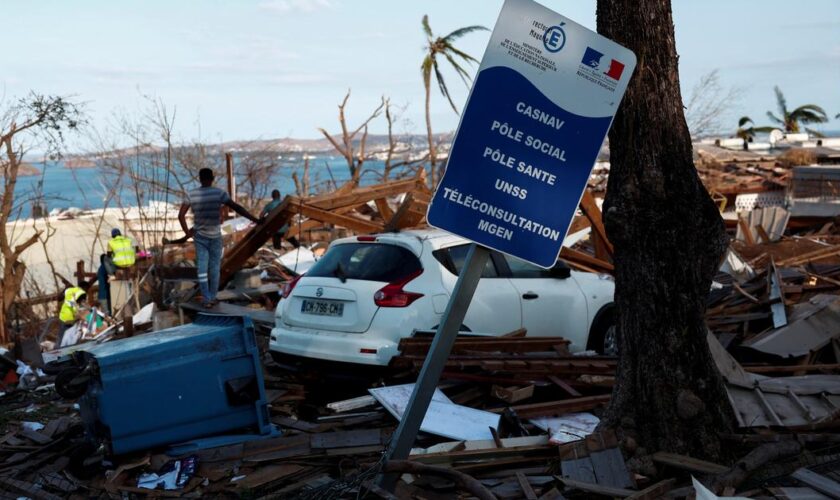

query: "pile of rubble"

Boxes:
[4, 155, 840, 498]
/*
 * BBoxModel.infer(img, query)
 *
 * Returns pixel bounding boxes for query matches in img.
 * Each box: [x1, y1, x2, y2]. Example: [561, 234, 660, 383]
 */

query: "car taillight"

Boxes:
[374, 269, 424, 307]
[281, 274, 303, 299]
[357, 236, 377, 242]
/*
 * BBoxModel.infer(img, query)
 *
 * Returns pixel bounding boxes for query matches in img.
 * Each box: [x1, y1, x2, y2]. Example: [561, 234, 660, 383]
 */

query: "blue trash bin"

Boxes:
[73, 314, 273, 455]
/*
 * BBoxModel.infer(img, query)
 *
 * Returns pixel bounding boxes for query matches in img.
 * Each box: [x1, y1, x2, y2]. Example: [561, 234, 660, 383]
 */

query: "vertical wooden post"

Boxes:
[123, 309, 134, 338]
[0, 287, 6, 345]
[75, 260, 86, 285]
[223, 152, 236, 221]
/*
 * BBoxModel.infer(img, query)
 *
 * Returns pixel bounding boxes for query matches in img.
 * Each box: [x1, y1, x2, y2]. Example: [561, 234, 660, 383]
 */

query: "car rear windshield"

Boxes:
[306, 243, 422, 283]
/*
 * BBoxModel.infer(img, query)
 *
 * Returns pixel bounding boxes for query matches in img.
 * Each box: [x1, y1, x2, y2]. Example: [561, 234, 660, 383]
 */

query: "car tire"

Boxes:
[587, 307, 618, 355]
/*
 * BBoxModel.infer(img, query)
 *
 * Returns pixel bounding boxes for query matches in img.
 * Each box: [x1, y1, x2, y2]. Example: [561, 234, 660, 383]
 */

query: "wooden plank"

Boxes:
[651, 451, 729, 475]
[327, 395, 378, 413]
[492, 385, 535, 404]
[374, 198, 394, 220]
[755, 224, 771, 243]
[0, 477, 64, 500]
[548, 376, 582, 397]
[220, 198, 293, 284]
[489, 395, 611, 418]
[234, 464, 305, 490]
[744, 363, 840, 373]
[307, 178, 419, 210]
[560, 247, 614, 272]
[791, 468, 840, 498]
[738, 217, 756, 245]
[537, 487, 567, 500]
[556, 476, 634, 498]
[20, 429, 52, 445]
[578, 191, 613, 256]
[287, 201, 384, 233]
[516, 471, 539, 500]
[626, 478, 676, 500]
[590, 447, 634, 489]
[310, 429, 385, 449]
[384, 193, 414, 231]
[179, 301, 275, 326]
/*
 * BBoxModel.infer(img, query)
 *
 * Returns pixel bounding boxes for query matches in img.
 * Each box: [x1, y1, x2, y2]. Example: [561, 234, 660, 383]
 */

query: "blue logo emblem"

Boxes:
[542, 23, 566, 53]
[582, 46, 603, 69]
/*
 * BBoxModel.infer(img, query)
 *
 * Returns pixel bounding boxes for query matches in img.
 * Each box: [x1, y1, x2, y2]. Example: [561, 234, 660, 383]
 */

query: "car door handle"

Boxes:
[522, 292, 539, 300]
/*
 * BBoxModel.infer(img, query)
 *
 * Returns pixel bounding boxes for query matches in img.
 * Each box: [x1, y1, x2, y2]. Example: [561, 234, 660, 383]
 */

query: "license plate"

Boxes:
[301, 299, 344, 317]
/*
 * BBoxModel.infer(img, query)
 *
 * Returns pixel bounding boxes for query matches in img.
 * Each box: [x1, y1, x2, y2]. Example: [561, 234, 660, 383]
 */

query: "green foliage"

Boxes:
[421, 15, 488, 114]
[766, 86, 828, 133]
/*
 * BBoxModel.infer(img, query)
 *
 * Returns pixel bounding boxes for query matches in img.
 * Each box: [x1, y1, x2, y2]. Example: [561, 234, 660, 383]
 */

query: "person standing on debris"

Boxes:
[179, 168, 261, 307]
[105, 228, 137, 274]
[261, 189, 283, 218]
[261, 189, 290, 249]
[58, 281, 89, 344]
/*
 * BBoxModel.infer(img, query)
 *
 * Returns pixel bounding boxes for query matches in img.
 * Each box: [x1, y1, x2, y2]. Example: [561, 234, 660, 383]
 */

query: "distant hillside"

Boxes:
[65, 132, 455, 162]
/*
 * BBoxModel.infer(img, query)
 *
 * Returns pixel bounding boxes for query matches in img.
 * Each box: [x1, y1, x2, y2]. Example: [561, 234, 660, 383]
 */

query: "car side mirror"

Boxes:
[550, 262, 571, 279]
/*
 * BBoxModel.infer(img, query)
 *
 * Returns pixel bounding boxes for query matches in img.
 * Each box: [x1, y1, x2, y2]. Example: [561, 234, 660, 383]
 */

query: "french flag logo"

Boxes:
[604, 59, 625, 80]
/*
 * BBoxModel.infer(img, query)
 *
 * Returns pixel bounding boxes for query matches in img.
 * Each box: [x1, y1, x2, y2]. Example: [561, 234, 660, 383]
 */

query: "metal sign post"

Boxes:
[379, 243, 489, 490]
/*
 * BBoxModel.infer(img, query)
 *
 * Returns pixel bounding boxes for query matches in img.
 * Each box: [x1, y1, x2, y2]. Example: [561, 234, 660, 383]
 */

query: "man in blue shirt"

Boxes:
[179, 168, 261, 307]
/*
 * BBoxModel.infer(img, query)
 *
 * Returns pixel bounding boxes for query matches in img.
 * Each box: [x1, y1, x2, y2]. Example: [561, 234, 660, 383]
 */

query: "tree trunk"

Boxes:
[596, 0, 734, 460]
[424, 82, 437, 187]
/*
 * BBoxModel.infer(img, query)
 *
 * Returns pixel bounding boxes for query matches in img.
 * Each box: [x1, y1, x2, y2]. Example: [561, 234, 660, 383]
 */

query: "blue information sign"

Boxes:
[427, 0, 636, 268]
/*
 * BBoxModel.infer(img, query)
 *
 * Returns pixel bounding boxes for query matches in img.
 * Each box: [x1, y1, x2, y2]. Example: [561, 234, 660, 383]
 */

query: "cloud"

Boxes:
[258, 0, 333, 14]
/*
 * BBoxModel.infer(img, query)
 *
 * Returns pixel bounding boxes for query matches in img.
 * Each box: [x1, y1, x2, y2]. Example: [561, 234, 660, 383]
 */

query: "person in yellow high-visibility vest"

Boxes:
[106, 228, 137, 274]
[58, 281, 89, 345]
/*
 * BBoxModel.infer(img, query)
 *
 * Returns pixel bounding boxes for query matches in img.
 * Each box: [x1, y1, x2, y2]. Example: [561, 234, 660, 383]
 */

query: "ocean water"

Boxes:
[12, 155, 397, 220]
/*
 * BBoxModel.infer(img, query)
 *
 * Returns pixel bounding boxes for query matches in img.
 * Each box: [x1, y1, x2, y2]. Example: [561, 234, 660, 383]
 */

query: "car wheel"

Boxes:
[586, 307, 617, 355]
[602, 324, 618, 356]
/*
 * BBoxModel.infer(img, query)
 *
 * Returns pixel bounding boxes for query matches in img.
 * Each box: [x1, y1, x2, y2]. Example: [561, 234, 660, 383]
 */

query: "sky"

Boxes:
[3, 0, 839, 148]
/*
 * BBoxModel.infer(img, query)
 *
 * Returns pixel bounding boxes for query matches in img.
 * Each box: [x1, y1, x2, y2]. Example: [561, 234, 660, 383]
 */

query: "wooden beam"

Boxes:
[560, 247, 614, 272]
[738, 217, 755, 245]
[555, 476, 634, 498]
[287, 201, 384, 234]
[307, 178, 419, 210]
[384, 193, 414, 231]
[489, 395, 611, 418]
[651, 452, 728, 475]
[220, 198, 294, 285]
[578, 191, 613, 257]
[626, 479, 676, 500]
[374, 198, 394, 220]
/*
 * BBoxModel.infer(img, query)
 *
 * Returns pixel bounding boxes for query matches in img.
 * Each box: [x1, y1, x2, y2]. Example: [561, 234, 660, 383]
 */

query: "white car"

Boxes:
[269, 229, 616, 366]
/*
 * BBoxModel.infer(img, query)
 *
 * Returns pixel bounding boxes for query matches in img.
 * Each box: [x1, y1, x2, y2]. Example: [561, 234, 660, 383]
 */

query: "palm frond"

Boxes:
[443, 25, 488, 42]
[766, 111, 784, 126]
[773, 86, 788, 117]
[791, 104, 828, 124]
[738, 116, 753, 128]
[421, 55, 434, 87]
[443, 52, 472, 87]
[445, 44, 480, 65]
[752, 126, 776, 133]
[421, 15, 433, 39]
[433, 58, 459, 114]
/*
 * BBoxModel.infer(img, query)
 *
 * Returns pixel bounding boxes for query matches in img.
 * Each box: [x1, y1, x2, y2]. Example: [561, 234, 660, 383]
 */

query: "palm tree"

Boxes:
[735, 116, 774, 141]
[421, 15, 487, 184]
[766, 86, 828, 134]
